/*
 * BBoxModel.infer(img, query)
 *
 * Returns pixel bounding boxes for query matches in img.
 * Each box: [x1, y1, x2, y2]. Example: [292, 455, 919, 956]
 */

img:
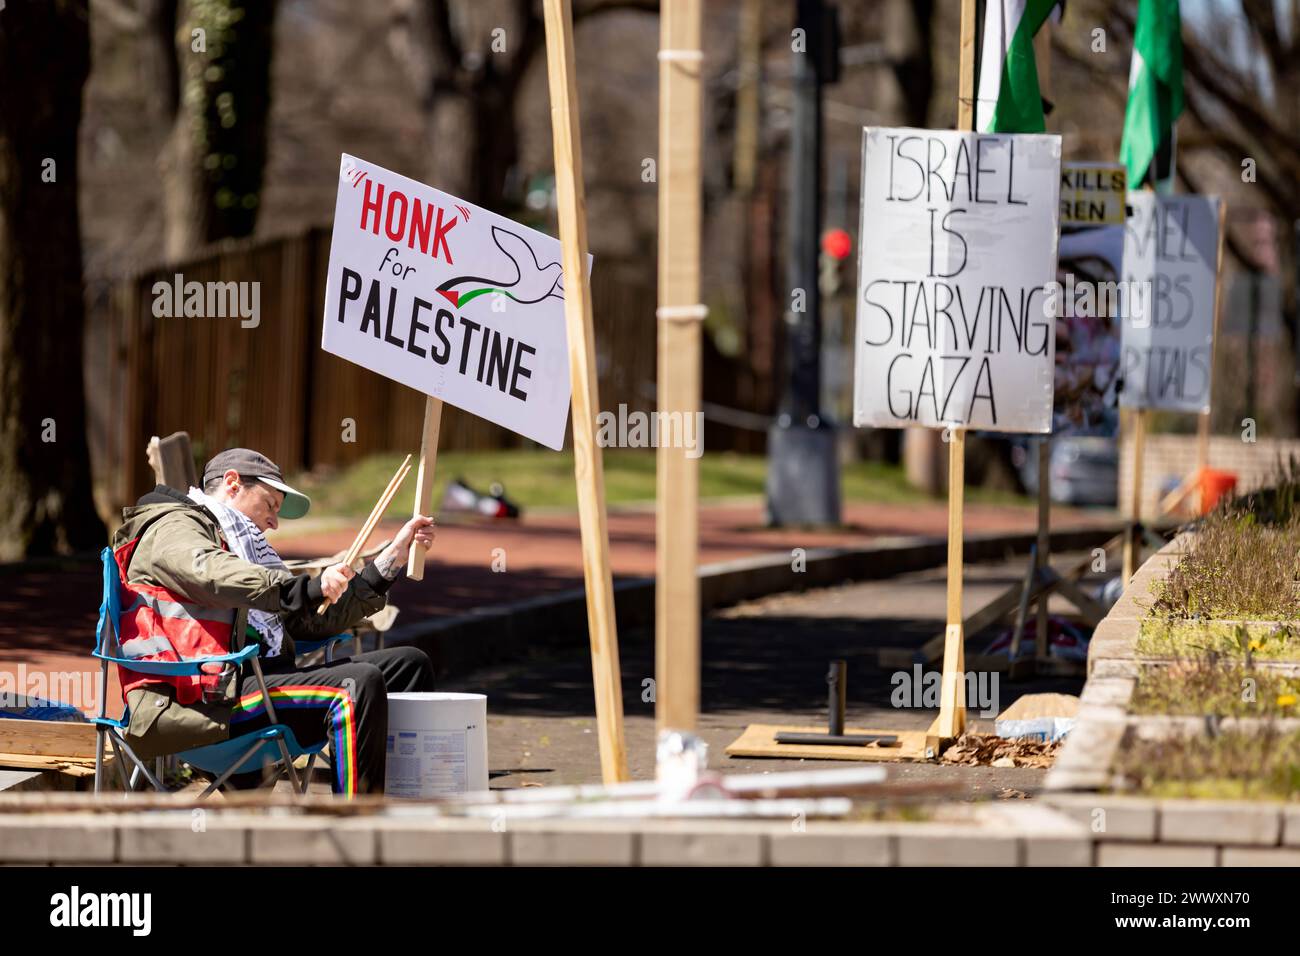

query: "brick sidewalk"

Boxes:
[0, 498, 1114, 718]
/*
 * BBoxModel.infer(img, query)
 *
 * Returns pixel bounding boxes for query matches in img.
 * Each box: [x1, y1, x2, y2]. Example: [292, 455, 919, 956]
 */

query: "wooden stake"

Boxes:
[406, 396, 443, 580]
[1122, 408, 1146, 584]
[930, 0, 978, 746]
[932, 428, 967, 740]
[655, 0, 704, 736]
[541, 0, 628, 784]
[1036, 438, 1051, 658]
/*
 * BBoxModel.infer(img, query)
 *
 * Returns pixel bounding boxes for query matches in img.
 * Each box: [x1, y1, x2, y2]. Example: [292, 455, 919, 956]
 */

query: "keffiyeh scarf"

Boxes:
[188, 487, 289, 657]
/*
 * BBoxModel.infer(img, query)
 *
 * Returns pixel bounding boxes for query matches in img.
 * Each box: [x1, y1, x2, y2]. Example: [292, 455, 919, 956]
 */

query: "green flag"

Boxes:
[1119, 0, 1184, 188]
[976, 0, 1060, 133]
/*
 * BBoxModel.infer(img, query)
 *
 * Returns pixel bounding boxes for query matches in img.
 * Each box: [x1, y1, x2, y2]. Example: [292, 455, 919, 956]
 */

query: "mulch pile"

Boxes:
[939, 733, 1060, 769]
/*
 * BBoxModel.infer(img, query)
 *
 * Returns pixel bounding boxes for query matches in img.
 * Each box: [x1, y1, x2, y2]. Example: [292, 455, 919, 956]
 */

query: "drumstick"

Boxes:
[316, 454, 412, 615]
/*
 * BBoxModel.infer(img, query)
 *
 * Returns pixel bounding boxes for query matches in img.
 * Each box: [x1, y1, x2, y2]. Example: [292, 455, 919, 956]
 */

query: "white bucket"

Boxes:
[384, 692, 488, 798]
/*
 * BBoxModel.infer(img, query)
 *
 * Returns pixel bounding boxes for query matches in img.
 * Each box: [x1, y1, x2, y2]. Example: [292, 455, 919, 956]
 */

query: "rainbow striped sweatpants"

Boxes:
[231, 647, 433, 796]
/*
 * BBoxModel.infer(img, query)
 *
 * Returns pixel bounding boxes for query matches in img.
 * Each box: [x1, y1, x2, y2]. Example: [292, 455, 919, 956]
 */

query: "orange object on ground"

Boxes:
[1197, 468, 1237, 514]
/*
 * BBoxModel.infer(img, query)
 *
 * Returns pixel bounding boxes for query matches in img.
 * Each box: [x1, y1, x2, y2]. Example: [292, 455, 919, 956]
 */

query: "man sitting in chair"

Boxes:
[113, 447, 435, 795]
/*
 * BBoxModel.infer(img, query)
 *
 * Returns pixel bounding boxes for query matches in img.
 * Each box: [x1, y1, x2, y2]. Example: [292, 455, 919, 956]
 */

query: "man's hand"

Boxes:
[320, 562, 356, 603]
[387, 515, 436, 564]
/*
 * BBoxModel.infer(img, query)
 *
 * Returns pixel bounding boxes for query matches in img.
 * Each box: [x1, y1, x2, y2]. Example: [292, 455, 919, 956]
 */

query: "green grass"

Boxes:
[288, 449, 1030, 520]
[1131, 661, 1300, 716]
[1137, 620, 1300, 661]
[1147, 513, 1300, 623]
[1115, 729, 1300, 801]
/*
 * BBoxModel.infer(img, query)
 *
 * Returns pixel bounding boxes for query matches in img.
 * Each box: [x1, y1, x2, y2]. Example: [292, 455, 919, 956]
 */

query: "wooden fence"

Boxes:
[87, 228, 657, 508]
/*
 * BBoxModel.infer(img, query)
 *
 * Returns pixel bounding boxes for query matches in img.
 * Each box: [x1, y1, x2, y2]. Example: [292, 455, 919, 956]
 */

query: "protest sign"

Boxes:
[1060, 162, 1126, 227]
[1118, 192, 1220, 413]
[1052, 164, 1126, 437]
[322, 154, 586, 450]
[852, 127, 1062, 434]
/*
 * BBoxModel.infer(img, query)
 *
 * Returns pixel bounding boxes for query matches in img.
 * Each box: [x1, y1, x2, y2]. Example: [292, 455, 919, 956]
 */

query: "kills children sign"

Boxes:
[1118, 193, 1220, 413]
[322, 154, 584, 449]
[853, 127, 1062, 433]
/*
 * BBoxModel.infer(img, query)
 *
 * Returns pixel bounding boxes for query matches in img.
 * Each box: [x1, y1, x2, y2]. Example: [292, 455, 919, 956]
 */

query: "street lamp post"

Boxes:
[766, 0, 842, 527]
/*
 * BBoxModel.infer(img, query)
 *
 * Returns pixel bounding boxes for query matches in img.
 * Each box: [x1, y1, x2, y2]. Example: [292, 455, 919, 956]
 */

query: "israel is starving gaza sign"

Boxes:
[322, 154, 586, 450]
[852, 127, 1062, 434]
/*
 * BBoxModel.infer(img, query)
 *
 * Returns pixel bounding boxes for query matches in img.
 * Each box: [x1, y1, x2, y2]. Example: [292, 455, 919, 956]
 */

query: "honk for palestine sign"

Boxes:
[322, 154, 583, 449]
[853, 127, 1062, 433]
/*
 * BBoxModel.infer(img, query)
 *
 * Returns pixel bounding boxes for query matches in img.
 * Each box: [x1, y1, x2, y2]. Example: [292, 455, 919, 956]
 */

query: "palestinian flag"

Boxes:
[976, 0, 1061, 133]
[1119, 0, 1184, 189]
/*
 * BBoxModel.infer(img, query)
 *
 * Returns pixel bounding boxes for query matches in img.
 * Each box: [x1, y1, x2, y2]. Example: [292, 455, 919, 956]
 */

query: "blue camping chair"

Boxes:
[92, 547, 328, 797]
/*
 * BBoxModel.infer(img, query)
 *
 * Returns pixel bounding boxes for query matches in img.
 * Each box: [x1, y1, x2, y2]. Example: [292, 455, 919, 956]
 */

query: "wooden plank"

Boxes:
[654, 0, 705, 735]
[542, 0, 628, 784]
[0, 754, 99, 777]
[726, 724, 929, 763]
[0, 719, 97, 759]
[406, 396, 443, 580]
[1008, 545, 1039, 661]
[910, 533, 1122, 664]
[1051, 574, 1108, 628]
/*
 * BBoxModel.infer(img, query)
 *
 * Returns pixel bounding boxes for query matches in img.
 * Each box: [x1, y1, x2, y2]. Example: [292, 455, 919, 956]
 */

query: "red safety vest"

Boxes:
[113, 534, 237, 705]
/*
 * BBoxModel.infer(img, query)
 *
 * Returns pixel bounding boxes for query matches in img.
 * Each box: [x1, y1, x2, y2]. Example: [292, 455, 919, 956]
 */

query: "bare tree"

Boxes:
[0, 0, 108, 559]
[387, 0, 656, 212]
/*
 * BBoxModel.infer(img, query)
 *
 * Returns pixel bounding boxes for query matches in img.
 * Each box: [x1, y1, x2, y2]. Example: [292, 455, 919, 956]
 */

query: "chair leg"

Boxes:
[247, 656, 302, 795]
[94, 728, 106, 795]
[107, 736, 133, 795]
[111, 735, 167, 792]
[275, 736, 302, 794]
[301, 753, 318, 794]
[200, 738, 271, 797]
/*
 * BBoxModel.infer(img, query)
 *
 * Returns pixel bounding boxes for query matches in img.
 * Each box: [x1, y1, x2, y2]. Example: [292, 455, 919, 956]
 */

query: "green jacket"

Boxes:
[113, 485, 394, 758]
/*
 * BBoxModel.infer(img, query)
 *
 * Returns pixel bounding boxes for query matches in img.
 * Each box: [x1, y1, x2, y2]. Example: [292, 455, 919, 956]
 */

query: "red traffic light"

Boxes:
[821, 227, 852, 261]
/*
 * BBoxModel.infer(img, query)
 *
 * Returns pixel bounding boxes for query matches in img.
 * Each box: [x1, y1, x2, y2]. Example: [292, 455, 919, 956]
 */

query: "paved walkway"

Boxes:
[0, 498, 1113, 720]
[439, 554, 1106, 796]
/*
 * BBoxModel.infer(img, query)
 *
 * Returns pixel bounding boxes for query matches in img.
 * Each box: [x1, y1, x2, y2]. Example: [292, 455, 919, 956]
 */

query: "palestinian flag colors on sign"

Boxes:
[976, 0, 1061, 134]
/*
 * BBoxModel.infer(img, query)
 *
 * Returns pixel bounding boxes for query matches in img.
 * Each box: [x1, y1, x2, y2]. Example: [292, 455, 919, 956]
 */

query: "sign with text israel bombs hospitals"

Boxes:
[1119, 193, 1220, 413]
[853, 127, 1062, 434]
[323, 155, 584, 449]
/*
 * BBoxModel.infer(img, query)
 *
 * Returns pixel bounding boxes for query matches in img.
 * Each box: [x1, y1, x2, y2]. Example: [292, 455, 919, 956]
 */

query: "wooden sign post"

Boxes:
[654, 0, 704, 736]
[406, 397, 443, 580]
[541, 0, 629, 784]
[928, 0, 979, 747]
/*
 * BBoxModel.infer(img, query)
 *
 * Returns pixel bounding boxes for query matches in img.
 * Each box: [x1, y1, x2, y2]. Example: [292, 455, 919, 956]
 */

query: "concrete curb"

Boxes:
[384, 523, 1127, 677]
[0, 801, 1088, 867]
[1043, 527, 1300, 866]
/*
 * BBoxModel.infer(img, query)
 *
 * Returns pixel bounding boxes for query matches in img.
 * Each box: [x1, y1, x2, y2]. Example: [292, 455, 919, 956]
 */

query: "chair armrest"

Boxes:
[94, 643, 260, 676]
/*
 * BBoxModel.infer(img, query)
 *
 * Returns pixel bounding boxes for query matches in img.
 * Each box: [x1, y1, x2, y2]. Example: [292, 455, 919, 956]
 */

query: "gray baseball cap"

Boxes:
[202, 448, 311, 519]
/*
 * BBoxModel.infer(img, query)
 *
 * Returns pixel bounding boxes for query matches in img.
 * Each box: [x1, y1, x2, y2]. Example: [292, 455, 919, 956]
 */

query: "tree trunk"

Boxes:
[0, 0, 108, 559]
[162, 0, 278, 260]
